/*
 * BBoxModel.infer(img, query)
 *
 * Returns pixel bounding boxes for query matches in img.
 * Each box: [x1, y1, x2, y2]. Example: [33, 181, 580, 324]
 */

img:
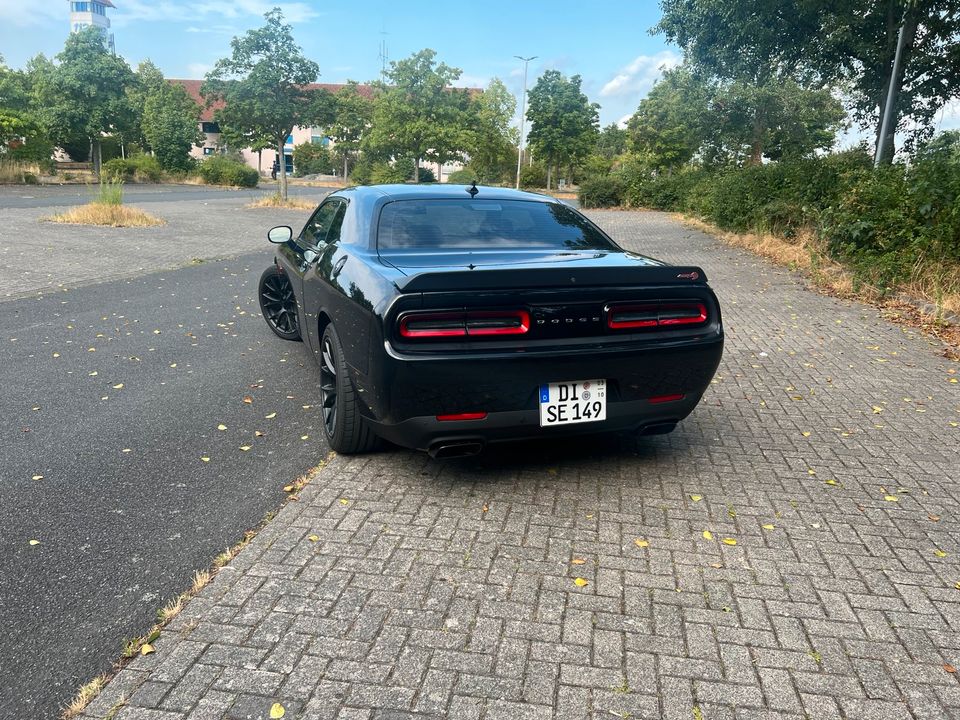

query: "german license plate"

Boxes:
[539, 379, 606, 426]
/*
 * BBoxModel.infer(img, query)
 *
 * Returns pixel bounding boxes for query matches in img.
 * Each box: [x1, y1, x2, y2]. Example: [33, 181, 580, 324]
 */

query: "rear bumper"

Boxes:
[356, 333, 723, 451]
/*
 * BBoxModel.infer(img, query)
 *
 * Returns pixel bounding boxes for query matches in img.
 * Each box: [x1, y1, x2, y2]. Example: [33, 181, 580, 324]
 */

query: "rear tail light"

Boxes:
[399, 310, 529, 339]
[436, 412, 488, 421]
[648, 393, 685, 404]
[607, 301, 707, 331]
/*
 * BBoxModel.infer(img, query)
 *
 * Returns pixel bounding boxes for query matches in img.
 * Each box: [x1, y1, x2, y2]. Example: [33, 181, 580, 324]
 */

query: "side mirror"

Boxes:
[267, 226, 293, 244]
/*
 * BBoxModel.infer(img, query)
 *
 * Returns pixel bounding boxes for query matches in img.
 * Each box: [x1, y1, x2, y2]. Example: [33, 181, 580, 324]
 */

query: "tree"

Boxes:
[34, 28, 135, 175]
[525, 70, 599, 188]
[328, 81, 372, 180]
[292, 141, 334, 176]
[141, 83, 202, 172]
[466, 78, 518, 183]
[627, 66, 713, 170]
[655, 0, 960, 163]
[596, 123, 629, 159]
[363, 49, 471, 182]
[202, 9, 321, 199]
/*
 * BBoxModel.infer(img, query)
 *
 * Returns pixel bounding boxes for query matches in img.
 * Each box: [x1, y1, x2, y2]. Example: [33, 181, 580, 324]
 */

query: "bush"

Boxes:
[101, 155, 164, 183]
[198, 155, 259, 187]
[447, 167, 478, 184]
[292, 142, 334, 176]
[370, 162, 410, 184]
[578, 175, 625, 208]
[349, 157, 373, 185]
[519, 163, 547, 189]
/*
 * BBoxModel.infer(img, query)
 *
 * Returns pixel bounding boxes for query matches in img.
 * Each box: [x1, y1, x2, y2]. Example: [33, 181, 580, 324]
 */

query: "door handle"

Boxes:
[332, 256, 348, 278]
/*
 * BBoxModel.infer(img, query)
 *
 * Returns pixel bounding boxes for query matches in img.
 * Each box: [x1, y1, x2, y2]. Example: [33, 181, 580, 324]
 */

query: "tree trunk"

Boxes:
[93, 138, 102, 179]
[257, 149, 262, 175]
[413, 157, 420, 183]
[278, 138, 288, 200]
[546, 164, 552, 190]
[343, 154, 349, 181]
[875, 10, 919, 165]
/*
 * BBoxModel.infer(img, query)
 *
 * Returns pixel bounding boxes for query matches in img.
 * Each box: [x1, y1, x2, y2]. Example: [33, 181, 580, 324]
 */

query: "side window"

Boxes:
[301, 200, 341, 246]
[325, 203, 348, 245]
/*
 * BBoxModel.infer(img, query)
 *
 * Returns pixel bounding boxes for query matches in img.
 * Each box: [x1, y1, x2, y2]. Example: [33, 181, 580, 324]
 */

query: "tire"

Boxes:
[258, 265, 301, 341]
[319, 324, 379, 454]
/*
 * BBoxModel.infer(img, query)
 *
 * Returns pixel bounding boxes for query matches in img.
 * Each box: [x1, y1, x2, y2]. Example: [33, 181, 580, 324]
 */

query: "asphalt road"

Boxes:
[0, 254, 329, 719]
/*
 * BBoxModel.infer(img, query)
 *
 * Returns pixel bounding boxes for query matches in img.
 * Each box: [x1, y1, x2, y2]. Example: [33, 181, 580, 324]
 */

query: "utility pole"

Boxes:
[514, 55, 537, 190]
[875, 20, 909, 167]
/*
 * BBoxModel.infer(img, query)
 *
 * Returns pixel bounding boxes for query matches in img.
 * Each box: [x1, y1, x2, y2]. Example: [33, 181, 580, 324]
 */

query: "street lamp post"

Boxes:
[514, 55, 537, 190]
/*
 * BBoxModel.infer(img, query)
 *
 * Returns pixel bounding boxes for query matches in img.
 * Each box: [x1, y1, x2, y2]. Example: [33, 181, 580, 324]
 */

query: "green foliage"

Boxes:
[292, 142, 334, 176]
[202, 9, 321, 199]
[655, 0, 960, 162]
[370, 161, 410, 184]
[95, 179, 124, 206]
[578, 175, 626, 208]
[102, 155, 165, 183]
[328, 81, 373, 179]
[141, 82, 201, 172]
[198, 155, 258, 187]
[447, 167, 478, 184]
[525, 70, 599, 187]
[466, 78, 518, 183]
[519, 163, 548, 189]
[596, 123, 629, 159]
[34, 28, 136, 174]
[364, 49, 471, 181]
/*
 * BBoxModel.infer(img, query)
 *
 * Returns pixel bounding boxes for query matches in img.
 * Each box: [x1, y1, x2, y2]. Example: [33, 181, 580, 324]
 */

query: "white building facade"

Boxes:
[68, 0, 115, 53]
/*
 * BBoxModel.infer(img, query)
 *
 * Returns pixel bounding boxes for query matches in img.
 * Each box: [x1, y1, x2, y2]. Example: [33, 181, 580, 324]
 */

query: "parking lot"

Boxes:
[49, 200, 960, 720]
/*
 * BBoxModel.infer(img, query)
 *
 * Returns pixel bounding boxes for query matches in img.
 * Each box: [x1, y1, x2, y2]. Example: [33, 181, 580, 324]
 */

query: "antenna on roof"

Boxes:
[467, 181, 479, 198]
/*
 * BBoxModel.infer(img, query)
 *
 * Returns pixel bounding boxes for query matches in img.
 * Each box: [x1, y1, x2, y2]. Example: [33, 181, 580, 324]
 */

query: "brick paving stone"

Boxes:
[90, 211, 960, 718]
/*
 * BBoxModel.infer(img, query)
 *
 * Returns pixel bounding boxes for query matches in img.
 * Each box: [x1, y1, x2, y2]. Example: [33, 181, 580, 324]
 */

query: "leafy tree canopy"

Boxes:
[202, 8, 321, 198]
[466, 77, 517, 183]
[141, 82, 202, 172]
[328, 81, 373, 179]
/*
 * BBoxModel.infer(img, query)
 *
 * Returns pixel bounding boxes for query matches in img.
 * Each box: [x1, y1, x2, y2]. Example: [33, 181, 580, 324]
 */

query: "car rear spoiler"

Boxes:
[395, 266, 709, 293]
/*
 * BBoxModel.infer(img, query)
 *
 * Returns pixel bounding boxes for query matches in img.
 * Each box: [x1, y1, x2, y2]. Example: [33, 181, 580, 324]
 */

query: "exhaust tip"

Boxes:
[428, 441, 484, 459]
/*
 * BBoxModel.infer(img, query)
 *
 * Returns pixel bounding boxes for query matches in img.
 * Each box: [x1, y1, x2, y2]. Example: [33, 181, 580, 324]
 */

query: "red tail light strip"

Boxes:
[607, 302, 707, 330]
[648, 393, 685, 404]
[436, 412, 488, 421]
[399, 310, 530, 339]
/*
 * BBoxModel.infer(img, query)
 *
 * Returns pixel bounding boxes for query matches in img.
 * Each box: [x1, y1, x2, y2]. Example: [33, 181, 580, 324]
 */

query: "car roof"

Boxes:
[336, 184, 557, 203]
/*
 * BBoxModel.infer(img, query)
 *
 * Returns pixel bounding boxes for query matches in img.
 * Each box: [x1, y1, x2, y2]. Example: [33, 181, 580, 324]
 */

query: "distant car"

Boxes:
[258, 184, 723, 457]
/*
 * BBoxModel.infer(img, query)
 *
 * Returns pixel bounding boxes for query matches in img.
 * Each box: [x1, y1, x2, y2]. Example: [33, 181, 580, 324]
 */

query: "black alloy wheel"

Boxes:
[318, 324, 379, 454]
[258, 265, 301, 341]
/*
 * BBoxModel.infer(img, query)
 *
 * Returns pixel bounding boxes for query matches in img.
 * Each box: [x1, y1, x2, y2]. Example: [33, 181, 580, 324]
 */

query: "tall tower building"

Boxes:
[68, 1, 115, 53]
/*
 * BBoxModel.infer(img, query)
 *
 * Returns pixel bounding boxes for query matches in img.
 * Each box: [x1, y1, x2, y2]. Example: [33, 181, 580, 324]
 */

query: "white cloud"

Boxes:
[600, 51, 682, 99]
[0, 0, 62, 26]
[187, 62, 214, 78]
[454, 74, 489, 90]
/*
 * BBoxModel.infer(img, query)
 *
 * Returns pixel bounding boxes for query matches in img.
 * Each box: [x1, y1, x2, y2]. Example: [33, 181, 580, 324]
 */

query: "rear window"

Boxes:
[376, 199, 616, 252]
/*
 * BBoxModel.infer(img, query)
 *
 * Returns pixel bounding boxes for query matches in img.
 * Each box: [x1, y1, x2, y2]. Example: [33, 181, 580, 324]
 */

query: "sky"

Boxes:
[2, 1, 955, 139]
[0, 0, 681, 128]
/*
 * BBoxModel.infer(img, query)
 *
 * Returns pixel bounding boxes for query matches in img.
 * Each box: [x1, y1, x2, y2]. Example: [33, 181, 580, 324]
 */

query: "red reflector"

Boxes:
[648, 394, 685, 404]
[436, 412, 488, 421]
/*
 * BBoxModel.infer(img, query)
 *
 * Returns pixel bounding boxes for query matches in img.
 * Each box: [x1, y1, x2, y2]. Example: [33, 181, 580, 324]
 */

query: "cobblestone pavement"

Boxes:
[79, 211, 960, 720]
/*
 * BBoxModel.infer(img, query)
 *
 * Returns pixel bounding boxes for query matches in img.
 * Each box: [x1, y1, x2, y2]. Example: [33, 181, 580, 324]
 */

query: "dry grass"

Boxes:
[0, 160, 42, 184]
[678, 214, 960, 352]
[246, 193, 316, 210]
[157, 594, 185, 624]
[46, 203, 165, 227]
[61, 674, 108, 719]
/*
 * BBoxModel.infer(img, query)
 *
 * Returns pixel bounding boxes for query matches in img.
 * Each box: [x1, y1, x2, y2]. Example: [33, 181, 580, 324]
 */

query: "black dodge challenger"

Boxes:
[258, 184, 723, 458]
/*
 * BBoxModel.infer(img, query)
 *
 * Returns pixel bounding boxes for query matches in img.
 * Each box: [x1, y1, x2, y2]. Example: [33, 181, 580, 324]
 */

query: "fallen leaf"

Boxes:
[801, 431, 811, 437]
[872, 406, 883, 414]
[710, 562, 723, 569]
[301, 435, 309, 440]
[634, 539, 650, 548]
[573, 577, 589, 587]
[339, 498, 349, 506]
[29, 539, 40, 546]
[955, 581, 960, 591]
[140, 643, 155, 656]
[690, 494, 703, 502]
[307, 534, 320, 542]
[112, 383, 124, 390]
[217, 424, 227, 431]
[571, 558, 586, 565]
[270, 703, 285, 719]
[201, 457, 210, 462]
[52, 352, 60, 358]
[945, 664, 957, 674]
[481, 504, 489, 512]
[929, 514, 941, 522]
[884, 495, 898, 502]
[265, 412, 277, 419]
[255, 431, 264, 437]
[703, 530, 713, 541]
[762, 524, 775, 530]
[283, 485, 294, 492]
[722, 538, 737, 546]
[122, 448, 131, 453]
[807, 469, 817, 476]
[934, 549, 948, 558]
[239, 445, 251, 451]
[825, 479, 839, 486]
[243, 396, 253, 404]
[31, 474, 43, 481]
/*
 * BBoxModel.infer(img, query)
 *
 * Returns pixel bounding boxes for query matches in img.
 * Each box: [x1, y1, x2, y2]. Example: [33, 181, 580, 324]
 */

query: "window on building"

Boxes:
[203, 147, 216, 156]
[200, 122, 220, 134]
